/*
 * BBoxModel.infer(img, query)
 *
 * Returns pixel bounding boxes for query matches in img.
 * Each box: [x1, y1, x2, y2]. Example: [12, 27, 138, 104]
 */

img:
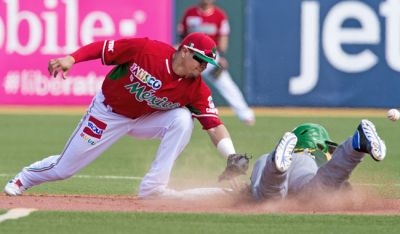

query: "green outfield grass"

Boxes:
[1, 211, 400, 234]
[1, 114, 399, 195]
[1, 113, 399, 232]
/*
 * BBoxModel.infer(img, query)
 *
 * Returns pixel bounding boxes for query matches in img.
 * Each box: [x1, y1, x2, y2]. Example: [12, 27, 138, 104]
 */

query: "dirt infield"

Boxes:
[1, 187, 399, 215]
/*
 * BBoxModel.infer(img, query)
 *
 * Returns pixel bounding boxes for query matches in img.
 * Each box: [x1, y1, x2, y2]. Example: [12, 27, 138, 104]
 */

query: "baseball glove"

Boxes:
[218, 153, 251, 181]
[210, 65, 224, 78]
[210, 56, 228, 79]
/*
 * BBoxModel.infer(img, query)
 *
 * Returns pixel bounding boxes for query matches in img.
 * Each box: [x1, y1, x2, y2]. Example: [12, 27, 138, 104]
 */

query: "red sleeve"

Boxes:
[70, 38, 148, 65]
[101, 38, 148, 65]
[187, 80, 223, 130]
[70, 41, 104, 63]
[219, 7, 228, 21]
[216, 8, 230, 36]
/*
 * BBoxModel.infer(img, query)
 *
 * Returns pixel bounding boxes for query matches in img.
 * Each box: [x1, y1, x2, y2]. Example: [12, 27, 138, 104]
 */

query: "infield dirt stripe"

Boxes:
[0, 105, 388, 117]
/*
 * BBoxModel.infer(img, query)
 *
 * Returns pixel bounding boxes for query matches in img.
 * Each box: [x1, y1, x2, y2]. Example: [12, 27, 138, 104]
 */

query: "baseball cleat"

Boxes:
[243, 119, 255, 126]
[273, 132, 298, 173]
[4, 177, 26, 196]
[352, 119, 386, 161]
[239, 110, 256, 126]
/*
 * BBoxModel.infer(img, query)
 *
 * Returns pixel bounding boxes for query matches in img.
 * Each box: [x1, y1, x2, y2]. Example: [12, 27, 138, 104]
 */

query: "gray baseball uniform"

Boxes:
[251, 137, 363, 201]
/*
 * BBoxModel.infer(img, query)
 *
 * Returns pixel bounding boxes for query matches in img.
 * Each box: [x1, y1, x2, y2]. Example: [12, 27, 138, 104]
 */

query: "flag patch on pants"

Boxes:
[83, 115, 107, 139]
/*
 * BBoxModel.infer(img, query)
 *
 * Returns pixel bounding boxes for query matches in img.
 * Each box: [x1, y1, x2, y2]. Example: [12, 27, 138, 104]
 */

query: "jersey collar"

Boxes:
[197, 7, 215, 17]
[167, 54, 182, 80]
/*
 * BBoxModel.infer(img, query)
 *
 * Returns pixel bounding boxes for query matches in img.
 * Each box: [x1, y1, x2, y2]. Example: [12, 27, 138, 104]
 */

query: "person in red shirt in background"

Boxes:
[4, 32, 241, 199]
[178, 0, 255, 126]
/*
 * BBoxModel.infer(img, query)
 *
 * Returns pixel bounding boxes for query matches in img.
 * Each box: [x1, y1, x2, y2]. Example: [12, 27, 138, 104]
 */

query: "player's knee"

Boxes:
[170, 108, 194, 132]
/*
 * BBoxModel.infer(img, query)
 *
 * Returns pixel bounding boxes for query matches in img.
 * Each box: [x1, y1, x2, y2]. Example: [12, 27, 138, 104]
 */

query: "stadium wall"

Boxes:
[246, 0, 400, 108]
[1, 0, 398, 108]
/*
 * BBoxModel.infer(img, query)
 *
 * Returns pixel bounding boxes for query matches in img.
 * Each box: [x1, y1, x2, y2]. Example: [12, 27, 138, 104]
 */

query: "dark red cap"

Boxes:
[180, 32, 219, 67]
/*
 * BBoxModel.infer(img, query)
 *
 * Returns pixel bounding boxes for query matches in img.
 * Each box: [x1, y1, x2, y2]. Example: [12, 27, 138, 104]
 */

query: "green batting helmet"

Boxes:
[292, 123, 338, 154]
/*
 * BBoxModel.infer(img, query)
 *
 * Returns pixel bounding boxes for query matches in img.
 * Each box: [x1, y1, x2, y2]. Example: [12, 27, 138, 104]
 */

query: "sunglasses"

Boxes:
[192, 54, 207, 65]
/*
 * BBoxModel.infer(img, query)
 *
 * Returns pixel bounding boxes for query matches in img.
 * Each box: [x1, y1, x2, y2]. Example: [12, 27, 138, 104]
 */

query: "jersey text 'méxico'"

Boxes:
[71, 38, 222, 130]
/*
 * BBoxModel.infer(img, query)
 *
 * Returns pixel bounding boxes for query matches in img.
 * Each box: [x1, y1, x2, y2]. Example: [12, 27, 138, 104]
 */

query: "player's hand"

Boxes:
[218, 153, 251, 181]
[210, 56, 229, 79]
[48, 55, 75, 79]
[218, 56, 229, 69]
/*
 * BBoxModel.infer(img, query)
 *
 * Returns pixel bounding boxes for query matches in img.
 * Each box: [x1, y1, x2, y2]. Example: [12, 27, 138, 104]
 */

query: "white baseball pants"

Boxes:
[202, 54, 254, 123]
[17, 91, 194, 197]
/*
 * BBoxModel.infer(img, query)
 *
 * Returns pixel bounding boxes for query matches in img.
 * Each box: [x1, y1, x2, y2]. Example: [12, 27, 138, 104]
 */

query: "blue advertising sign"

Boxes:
[246, 0, 400, 107]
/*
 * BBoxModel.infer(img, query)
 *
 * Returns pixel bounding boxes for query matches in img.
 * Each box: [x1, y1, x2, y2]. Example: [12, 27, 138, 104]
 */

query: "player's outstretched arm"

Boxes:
[206, 125, 250, 181]
[206, 124, 235, 159]
[48, 41, 105, 79]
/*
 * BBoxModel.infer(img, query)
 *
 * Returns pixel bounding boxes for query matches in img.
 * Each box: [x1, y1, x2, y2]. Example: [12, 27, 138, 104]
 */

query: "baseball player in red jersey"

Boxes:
[178, 0, 255, 125]
[4, 32, 239, 199]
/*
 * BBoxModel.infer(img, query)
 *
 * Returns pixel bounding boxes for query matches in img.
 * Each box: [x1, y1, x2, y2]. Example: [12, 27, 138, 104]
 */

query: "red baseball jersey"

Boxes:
[71, 38, 222, 130]
[178, 6, 230, 44]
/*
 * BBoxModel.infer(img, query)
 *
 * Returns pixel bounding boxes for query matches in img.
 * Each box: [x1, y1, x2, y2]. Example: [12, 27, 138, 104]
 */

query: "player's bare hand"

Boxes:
[48, 55, 75, 79]
[218, 56, 229, 69]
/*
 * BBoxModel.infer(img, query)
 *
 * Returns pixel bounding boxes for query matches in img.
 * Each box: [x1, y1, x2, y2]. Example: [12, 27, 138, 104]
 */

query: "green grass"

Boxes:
[1, 113, 399, 233]
[1, 211, 400, 234]
[1, 114, 399, 195]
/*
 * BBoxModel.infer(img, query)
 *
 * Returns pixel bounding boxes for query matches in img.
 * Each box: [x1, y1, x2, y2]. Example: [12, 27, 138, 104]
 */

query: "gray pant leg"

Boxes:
[250, 151, 318, 201]
[303, 137, 364, 191]
[287, 153, 319, 194]
[251, 138, 365, 201]
[250, 153, 287, 201]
